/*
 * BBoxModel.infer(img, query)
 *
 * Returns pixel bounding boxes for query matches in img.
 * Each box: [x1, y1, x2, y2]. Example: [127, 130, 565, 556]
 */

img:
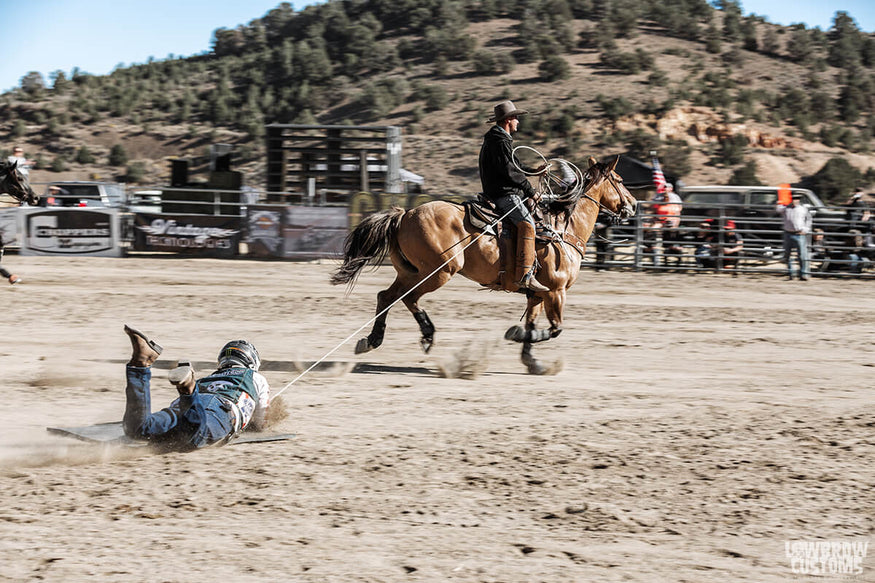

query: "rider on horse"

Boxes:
[478, 100, 550, 293]
[1, 149, 39, 285]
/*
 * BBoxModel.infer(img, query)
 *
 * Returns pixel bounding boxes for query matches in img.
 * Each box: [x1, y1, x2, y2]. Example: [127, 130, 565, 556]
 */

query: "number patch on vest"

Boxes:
[236, 392, 256, 428]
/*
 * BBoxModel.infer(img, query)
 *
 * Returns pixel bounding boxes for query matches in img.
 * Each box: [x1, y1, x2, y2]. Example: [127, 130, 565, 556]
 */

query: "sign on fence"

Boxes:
[282, 206, 347, 259]
[133, 213, 241, 258]
[245, 206, 284, 257]
[0, 208, 19, 247]
[19, 208, 122, 257]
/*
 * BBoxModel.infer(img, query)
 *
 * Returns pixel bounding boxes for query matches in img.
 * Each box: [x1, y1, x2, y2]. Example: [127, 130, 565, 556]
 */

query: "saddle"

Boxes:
[463, 198, 585, 248]
[463, 197, 503, 235]
[461, 198, 551, 292]
[461, 197, 588, 292]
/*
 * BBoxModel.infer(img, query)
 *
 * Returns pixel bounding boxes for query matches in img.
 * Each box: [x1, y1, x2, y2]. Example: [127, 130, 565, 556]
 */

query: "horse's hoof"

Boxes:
[354, 338, 372, 354]
[420, 337, 433, 354]
[504, 325, 526, 342]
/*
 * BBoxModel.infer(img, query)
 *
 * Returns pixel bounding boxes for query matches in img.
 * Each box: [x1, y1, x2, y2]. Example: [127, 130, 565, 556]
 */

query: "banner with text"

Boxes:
[20, 208, 122, 257]
[133, 213, 241, 258]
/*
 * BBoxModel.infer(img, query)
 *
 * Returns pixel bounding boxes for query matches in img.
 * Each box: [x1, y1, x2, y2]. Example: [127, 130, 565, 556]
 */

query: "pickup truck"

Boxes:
[677, 185, 847, 231]
[40, 181, 127, 208]
[676, 185, 849, 260]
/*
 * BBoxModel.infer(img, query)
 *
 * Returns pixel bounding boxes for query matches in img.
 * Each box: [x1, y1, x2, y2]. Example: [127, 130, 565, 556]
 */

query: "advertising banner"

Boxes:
[20, 208, 122, 257]
[0, 208, 19, 248]
[133, 214, 241, 257]
[245, 206, 284, 258]
[282, 206, 348, 259]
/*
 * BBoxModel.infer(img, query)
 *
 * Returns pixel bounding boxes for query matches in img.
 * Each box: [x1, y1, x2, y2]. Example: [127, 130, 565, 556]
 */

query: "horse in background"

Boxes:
[331, 156, 636, 374]
[0, 160, 39, 206]
[0, 160, 38, 285]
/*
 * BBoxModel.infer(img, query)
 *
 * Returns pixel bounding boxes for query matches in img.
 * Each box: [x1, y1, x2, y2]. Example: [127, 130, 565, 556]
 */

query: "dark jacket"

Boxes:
[478, 125, 537, 202]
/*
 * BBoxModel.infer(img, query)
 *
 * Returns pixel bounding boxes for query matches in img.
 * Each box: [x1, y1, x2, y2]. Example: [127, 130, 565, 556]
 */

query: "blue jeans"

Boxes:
[493, 194, 535, 228]
[123, 365, 234, 450]
[783, 232, 810, 278]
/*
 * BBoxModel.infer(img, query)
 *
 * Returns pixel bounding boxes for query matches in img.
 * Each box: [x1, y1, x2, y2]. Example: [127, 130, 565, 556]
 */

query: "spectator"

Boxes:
[6, 146, 34, 179]
[844, 187, 870, 230]
[776, 193, 813, 280]
[593, 211, 613, 271]
[694, 219, 716, 270]
[862, 223, 875, 263]
[813, 229, 866, 274]
[45, 185, 71, 206]
[720, 220, 744, 273]
[811, 229, 831, 272]
[657, 183, 684, 268]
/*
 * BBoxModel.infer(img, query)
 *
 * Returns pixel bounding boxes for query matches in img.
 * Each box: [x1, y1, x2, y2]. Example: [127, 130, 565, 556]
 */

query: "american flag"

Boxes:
[651, 154, 667, 194]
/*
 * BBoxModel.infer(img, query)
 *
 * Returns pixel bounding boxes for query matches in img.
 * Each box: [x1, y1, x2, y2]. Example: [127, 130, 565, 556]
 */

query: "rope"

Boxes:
[271, 201, 522, 399]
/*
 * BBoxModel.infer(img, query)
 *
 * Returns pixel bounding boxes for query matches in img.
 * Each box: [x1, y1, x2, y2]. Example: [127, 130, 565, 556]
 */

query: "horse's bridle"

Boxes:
[579, 167, 632, 224]
[548, 164, 630, 225]
[1, 164, 35, 204]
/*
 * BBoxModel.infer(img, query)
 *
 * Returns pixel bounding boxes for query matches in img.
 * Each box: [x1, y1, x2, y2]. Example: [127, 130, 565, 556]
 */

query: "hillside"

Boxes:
[2, 1, 875, 202]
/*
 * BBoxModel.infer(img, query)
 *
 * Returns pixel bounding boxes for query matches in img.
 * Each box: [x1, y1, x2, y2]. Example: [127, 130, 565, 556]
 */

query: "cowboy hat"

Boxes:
[487, 100, 529, 124]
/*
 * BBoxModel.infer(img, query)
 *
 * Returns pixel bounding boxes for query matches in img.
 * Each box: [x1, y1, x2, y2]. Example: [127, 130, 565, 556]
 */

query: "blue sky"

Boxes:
[741, 0, 874, 32]
[0, 0, 302, 93]
[2, 0, 874, 94]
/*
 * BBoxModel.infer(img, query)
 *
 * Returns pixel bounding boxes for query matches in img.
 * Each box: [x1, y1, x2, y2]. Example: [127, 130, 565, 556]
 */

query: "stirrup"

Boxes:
[519, 273, 549, 292]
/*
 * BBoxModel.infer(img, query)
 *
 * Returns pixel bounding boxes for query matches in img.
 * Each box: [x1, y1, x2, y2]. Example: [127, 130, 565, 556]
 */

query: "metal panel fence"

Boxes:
[591, 201, 874, 278]
[7, 183, 875, 278]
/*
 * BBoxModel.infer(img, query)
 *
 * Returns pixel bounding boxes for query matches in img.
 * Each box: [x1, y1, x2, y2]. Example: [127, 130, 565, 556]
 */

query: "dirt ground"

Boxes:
[0, 256, 872, 582]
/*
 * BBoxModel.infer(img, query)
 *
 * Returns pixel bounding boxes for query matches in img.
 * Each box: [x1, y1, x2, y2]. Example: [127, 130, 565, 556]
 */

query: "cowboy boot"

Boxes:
[168, 360, 196, 395]
[501, 234, 518, 291]
[124, 324, 163, 367]
[515, 222, 550, 292]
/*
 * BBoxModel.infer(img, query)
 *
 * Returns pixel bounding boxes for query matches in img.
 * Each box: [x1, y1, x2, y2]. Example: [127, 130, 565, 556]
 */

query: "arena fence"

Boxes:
[2, 186, 873, 279]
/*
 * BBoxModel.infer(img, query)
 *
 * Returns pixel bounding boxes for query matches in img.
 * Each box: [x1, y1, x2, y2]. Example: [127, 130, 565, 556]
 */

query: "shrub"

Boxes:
[810, 157, 862, 203]
[472, 51, 497, 76]
[125, 161, 146, 183]
[76, 146, 95, 164]
[51, 156, 68, 172]
[539, 55, 571, 82]
[423, 85, 448, 111]
[716, 134, 748, 166]
[109, 144, 128, 166]
[648, 68, 668, 87]
[728, 160, 762, 185]
[12, 120, 26, 138]
[597, 95, 633, 122]
[493, 52, 515, 75]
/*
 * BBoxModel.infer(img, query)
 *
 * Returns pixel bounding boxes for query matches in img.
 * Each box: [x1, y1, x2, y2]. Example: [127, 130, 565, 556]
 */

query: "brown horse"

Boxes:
[331, 157, 637, 374]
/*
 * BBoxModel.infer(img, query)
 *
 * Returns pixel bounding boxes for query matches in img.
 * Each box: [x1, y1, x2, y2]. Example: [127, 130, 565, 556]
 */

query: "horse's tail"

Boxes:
[330, 206, 405, 288]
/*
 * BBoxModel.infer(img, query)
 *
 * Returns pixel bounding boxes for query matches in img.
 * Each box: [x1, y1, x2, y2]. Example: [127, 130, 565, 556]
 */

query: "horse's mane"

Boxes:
[542, 161, 607, 222]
